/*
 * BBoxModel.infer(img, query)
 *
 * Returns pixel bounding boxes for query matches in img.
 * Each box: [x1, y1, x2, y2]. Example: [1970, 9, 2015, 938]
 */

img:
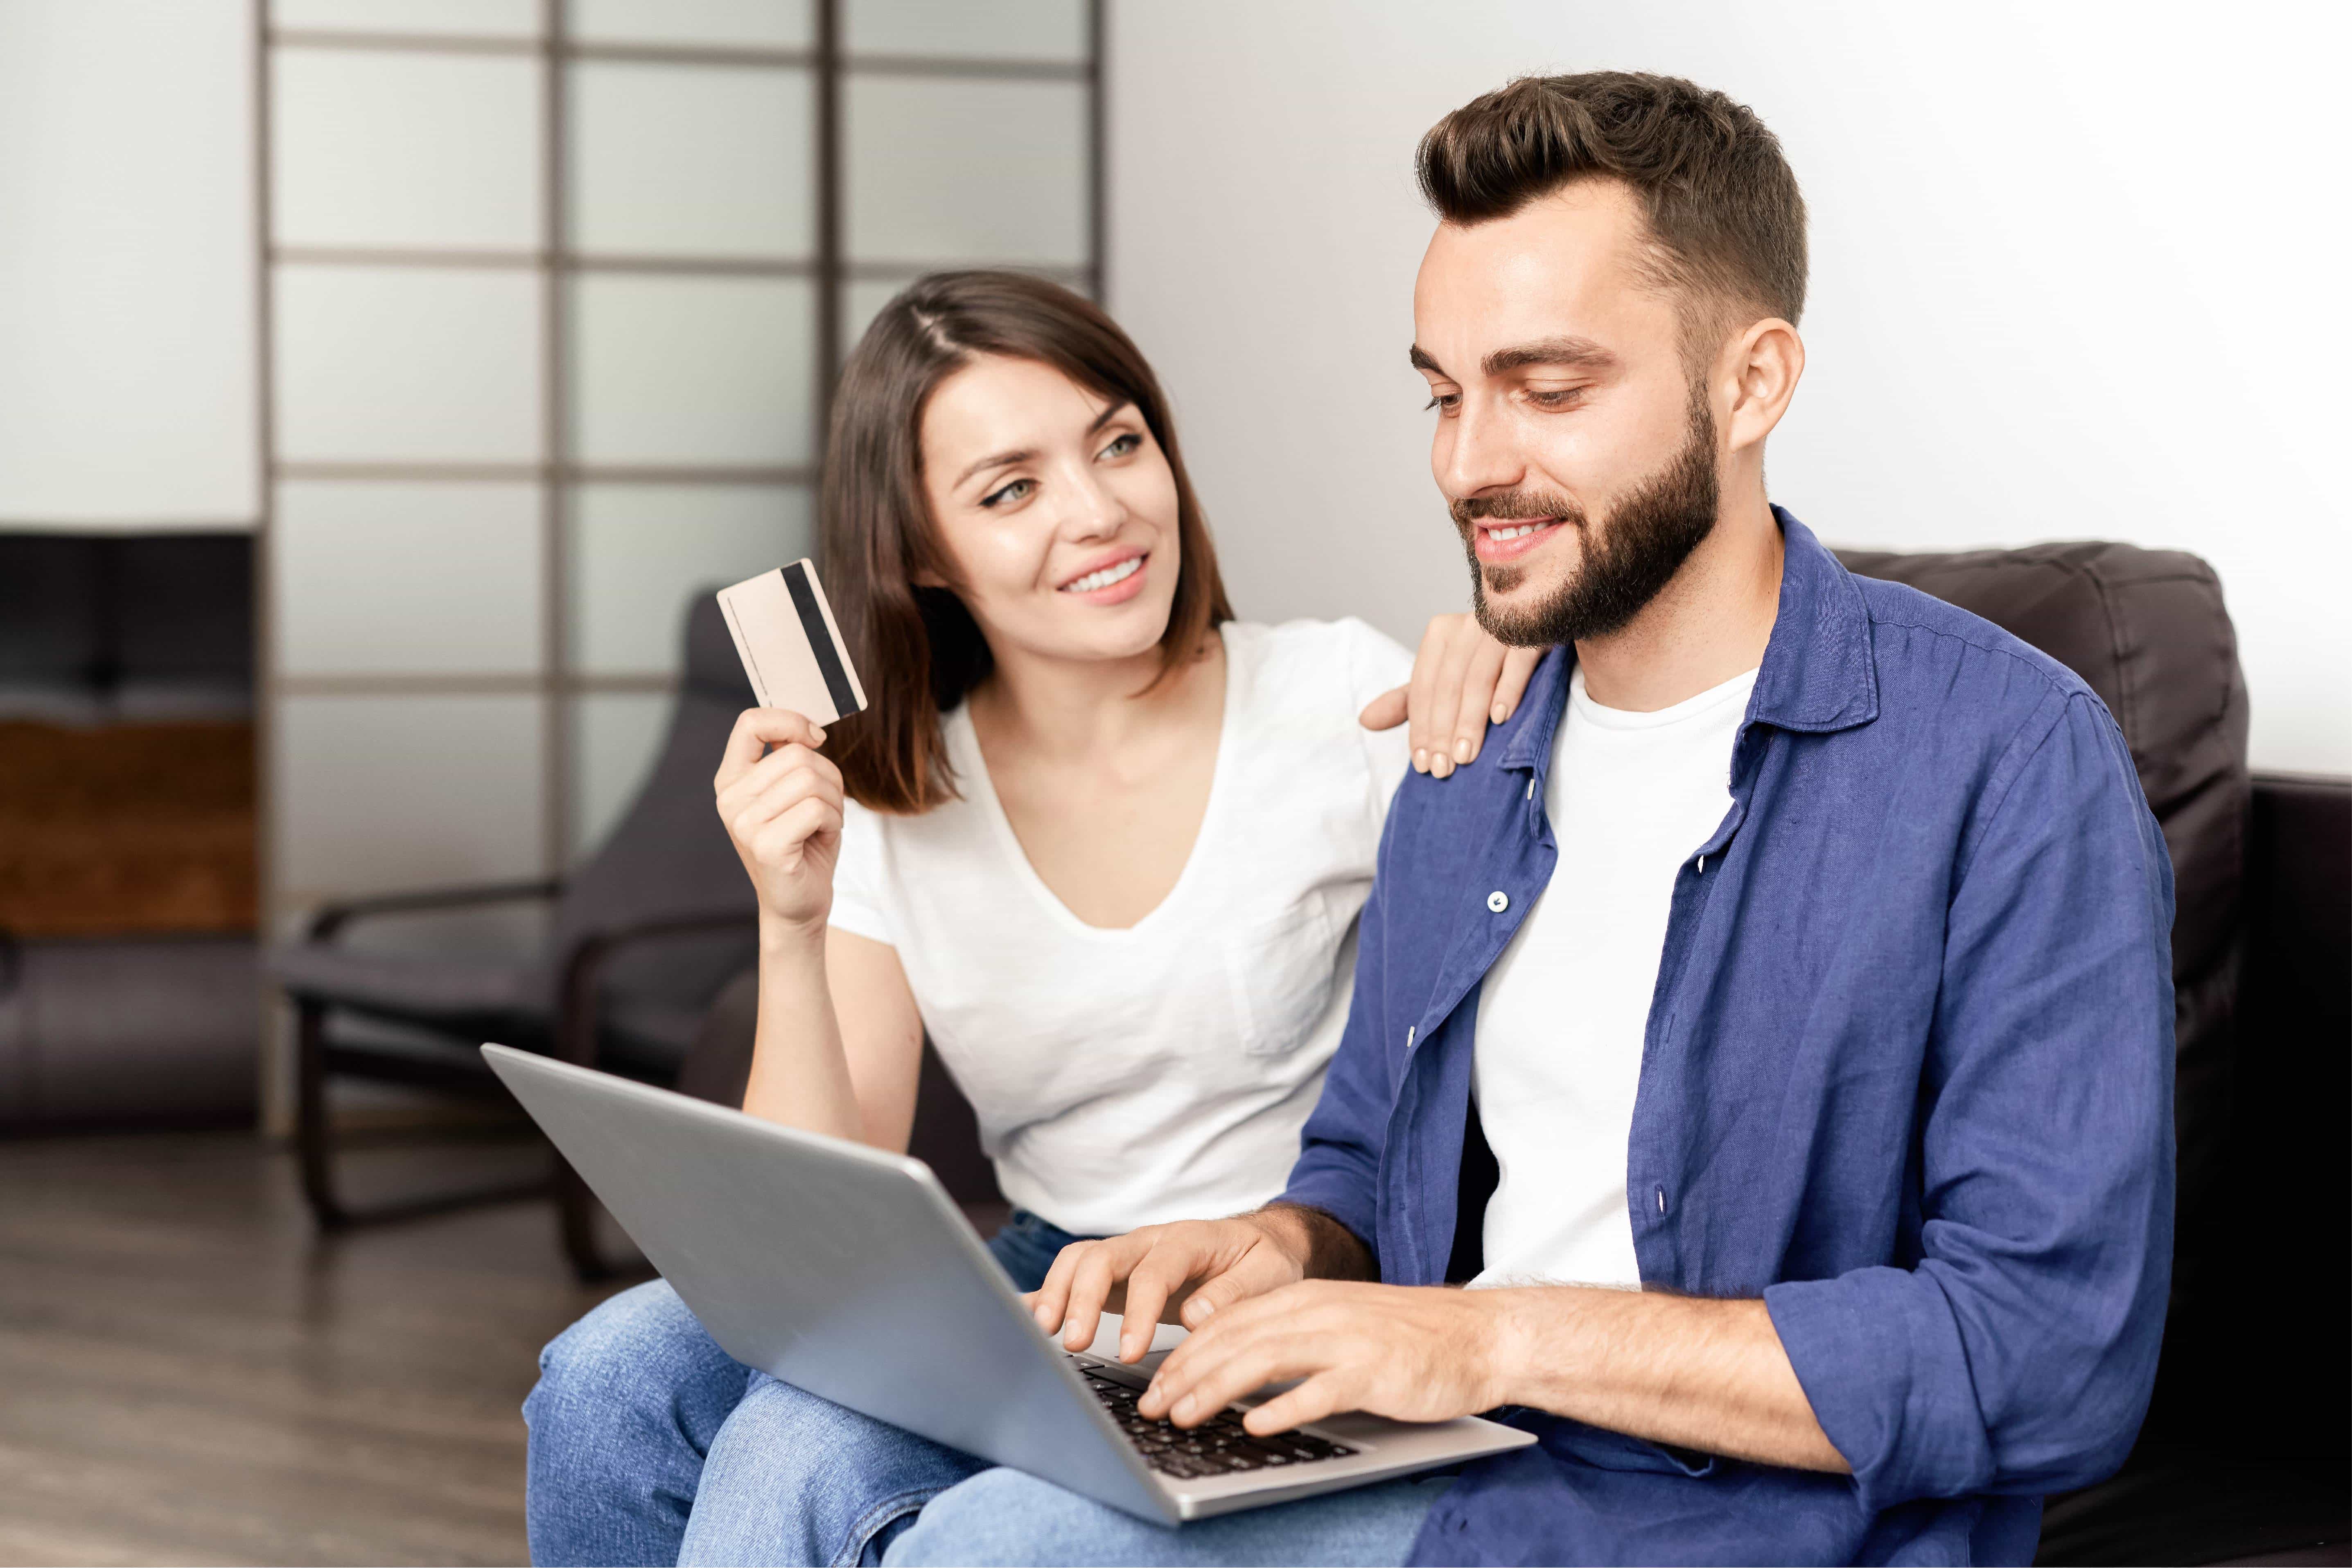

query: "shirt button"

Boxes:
[1486, 890, 1509, 913]
[1405, 1025, 1416, 1049]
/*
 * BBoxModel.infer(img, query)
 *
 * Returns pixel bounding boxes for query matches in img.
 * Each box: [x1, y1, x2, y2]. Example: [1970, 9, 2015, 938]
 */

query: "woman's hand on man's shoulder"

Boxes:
[1359, 614, 1542, 778]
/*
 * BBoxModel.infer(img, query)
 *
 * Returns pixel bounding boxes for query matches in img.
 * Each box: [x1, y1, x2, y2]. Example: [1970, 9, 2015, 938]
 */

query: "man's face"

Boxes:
[1412, 180, 1721, 646]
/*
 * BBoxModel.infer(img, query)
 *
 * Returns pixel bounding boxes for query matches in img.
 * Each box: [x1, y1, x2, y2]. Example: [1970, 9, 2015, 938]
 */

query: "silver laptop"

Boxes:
[482, 1045, 1535, 1525]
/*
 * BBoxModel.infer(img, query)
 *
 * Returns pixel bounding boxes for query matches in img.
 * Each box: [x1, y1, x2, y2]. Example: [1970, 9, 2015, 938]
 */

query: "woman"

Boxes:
[524, 271, 1533, 1567]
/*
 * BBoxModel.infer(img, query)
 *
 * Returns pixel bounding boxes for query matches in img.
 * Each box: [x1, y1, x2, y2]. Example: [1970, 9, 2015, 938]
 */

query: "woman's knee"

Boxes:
[527, 1279, 746, 1439]
[885, 1468, 1159, 1566]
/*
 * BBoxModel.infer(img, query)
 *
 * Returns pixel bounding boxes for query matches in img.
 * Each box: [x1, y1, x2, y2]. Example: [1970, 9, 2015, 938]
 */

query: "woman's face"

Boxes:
[918, 353, 1183, 668]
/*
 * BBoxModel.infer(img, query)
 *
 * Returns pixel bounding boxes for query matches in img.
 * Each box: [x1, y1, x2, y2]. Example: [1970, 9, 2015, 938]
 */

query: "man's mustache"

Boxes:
[1449, 490, 1586, 528]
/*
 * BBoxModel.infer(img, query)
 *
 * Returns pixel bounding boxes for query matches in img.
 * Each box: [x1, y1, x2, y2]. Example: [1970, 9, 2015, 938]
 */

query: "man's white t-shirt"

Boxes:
[1471, 663, 1758, 1288]
[828, 620, 1412, 1237]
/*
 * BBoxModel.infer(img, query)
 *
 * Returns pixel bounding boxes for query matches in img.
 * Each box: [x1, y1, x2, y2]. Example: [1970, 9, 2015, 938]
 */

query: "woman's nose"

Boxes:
[1061, 472, 1124, 539]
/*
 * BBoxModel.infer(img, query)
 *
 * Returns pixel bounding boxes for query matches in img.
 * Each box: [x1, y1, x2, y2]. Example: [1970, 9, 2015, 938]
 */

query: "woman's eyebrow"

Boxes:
[955, 449, 1033, 487]
[956, 405, 1136, 487]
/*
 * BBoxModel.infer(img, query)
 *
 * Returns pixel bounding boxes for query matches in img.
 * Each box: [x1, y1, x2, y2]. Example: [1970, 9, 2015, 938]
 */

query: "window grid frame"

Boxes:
[254, 0, 1105, 951]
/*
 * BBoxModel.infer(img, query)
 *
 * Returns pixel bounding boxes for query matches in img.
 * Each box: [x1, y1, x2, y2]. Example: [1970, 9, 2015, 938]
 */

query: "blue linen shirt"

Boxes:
[1280, 512, 2176, 1566]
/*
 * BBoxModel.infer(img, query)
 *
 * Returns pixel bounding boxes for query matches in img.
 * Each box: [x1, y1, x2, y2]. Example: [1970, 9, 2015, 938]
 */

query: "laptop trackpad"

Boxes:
[1079, 1311, 1187, 1376]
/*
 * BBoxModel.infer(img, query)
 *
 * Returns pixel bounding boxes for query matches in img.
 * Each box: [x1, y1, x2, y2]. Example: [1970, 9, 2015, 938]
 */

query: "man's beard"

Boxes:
[1453, 390, 1721, 648]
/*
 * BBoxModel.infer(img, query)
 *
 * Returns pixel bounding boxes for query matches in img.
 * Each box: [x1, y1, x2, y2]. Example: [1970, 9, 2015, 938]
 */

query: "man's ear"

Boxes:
[1722, 318, 1805, 453]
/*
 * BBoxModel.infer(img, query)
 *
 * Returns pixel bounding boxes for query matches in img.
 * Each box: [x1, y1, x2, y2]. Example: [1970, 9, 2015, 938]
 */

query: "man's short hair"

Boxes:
[1418, 72, 1808, 354]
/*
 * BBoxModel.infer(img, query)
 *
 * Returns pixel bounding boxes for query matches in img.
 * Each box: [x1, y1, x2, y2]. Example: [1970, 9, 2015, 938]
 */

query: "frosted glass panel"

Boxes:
[573, 693, 673, 858]
[570, 0, 812, 49]
[277, 695, 544, 894]
[276, 266, 543, 463]
[273, 0, 541, 35]
[571, 62, 813, 259]
[846, 77, 1086, 265]
[571, 275, 814, 465]
[275, 481, 542, 675]
[573, 484, 813, 675]
[274, 49, 541, 250]
[845, 0, 1085, 61]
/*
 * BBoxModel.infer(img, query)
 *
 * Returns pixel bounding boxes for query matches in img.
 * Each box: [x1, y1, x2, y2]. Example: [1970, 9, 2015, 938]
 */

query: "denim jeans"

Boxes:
[524, 1209, 1086, 1567]
[527, 1208, 1443, 1566]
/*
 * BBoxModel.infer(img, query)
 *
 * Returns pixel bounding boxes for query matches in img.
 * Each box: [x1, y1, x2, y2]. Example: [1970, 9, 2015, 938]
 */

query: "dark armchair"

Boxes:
[269, 596, 761, 1279]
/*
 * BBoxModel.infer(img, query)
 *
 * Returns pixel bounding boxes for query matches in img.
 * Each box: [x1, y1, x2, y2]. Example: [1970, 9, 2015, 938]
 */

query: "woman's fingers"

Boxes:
[1448, 635, 1507, 767]
[749, 796, 841, 868]
[715, 708, 828, 792]
[1494, 646, 1541, 724]
[1357, 684, 1410, 733]
[717, 742, 842, 824]
[1405, 619, 1450, 774]
[730, 765, 841, 845]
[1417, 618, 1479, 778]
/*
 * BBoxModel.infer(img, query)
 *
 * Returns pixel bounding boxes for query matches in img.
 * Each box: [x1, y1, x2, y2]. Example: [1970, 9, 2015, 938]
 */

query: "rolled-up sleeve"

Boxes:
[1766, 691, 2176, 1511]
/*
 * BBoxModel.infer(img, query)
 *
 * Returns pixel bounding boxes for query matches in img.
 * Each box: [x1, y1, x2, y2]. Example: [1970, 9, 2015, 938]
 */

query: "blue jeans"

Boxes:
[527, 1208, 1445, 1565]
[524, 1209, 1084, 1565]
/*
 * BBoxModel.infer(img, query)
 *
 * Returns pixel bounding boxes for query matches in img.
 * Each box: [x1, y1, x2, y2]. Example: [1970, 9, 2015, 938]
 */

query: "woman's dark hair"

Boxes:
[820, 270, 1232, 814]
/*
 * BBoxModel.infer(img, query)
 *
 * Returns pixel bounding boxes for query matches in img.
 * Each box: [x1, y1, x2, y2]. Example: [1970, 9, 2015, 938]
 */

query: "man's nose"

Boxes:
[1440, 394, 1522, 502]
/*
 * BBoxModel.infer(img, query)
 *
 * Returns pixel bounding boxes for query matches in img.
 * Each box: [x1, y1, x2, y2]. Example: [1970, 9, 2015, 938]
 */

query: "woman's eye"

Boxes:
[1098, 432, 1141, 460]
[980, 478, 1035, 508]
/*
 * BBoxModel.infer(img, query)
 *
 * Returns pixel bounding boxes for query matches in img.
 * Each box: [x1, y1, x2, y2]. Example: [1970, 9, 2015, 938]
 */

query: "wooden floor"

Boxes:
[0, 1129, 630, 1567]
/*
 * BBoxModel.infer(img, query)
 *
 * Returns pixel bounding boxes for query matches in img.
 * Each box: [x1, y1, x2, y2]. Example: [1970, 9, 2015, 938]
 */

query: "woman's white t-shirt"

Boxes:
[828, 619, 1412, 1237]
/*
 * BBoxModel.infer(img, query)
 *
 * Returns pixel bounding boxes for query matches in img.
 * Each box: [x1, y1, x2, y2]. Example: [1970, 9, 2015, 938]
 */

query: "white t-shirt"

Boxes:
[1471, 663, 1757, 1288]
[829, 619, 1413, 1236]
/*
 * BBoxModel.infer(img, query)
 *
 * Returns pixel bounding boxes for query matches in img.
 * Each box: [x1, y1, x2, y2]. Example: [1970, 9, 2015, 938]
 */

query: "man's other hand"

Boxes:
[1137, 1281, 1506, 1437]
[1359, 613, 1542, 778]
[1025, 1214, 1317, 1364]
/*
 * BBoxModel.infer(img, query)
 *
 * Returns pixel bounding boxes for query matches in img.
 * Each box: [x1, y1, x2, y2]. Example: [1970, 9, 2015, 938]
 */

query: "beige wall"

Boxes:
[0, 0, 260, 528]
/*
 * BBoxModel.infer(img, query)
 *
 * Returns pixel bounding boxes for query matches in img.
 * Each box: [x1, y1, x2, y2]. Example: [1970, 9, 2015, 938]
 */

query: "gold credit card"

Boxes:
[715, 560, 869, 724]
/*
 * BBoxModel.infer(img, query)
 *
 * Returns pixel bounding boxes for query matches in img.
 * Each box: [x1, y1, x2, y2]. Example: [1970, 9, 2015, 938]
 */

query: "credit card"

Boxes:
[715, 560, 869, 724]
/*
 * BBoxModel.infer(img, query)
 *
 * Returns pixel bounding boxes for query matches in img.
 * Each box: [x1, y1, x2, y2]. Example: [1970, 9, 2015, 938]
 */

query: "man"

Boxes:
[888, 72, 2177, 1566]
[684, 71, 2175, 1566]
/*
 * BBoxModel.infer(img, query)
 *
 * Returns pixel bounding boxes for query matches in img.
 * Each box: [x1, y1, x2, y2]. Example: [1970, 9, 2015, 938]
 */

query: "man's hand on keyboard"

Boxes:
[1026, 1214, 1309, 1363]
[1135, 1279, 1508, 1437]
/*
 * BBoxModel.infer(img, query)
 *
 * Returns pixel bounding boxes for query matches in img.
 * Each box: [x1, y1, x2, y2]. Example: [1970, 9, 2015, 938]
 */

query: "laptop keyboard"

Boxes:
[1073, 1362, 1358, 1480]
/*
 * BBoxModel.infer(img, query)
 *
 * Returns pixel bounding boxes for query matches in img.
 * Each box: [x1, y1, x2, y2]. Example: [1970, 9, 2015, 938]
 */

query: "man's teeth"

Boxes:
[1487, 522, 1553, 542]
[1063, 556, 1142, 592]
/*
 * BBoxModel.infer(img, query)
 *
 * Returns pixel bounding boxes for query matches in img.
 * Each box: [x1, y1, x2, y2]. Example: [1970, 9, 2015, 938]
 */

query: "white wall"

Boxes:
[1108, 0, 2352, 774]
[0, 0, 260, 529]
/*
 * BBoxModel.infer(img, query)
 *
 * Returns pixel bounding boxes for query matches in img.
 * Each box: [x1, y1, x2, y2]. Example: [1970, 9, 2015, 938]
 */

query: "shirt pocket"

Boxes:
[1224, 889, 1340, 1057]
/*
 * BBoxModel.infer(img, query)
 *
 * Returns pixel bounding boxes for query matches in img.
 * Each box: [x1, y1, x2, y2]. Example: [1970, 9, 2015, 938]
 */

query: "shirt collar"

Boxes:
[1494, 505, 1878, 779]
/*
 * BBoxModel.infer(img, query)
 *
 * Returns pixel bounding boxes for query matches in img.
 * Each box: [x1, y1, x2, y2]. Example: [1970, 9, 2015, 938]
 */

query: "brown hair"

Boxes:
[1417, 72, 1807, 354]
[820, 270, 1232, 814]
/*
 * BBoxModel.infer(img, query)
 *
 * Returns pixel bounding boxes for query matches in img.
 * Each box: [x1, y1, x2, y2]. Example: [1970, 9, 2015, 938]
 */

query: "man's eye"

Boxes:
[1424, 392, 1461, 413]
[1527, 388, 1584, 409]
[981, 478, 1035, 508]
[1098, 432, 1141, 460]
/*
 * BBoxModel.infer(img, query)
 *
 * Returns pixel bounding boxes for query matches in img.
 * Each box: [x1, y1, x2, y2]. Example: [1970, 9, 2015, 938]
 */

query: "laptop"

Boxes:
[482, 1045, 1535, 1525]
